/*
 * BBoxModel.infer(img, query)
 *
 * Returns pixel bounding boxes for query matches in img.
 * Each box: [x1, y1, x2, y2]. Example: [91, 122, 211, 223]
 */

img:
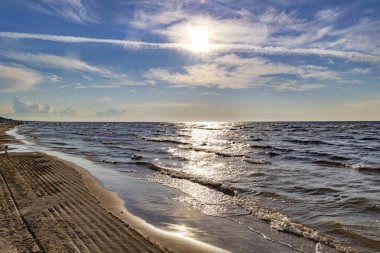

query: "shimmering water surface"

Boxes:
[17, 122, 380, 252]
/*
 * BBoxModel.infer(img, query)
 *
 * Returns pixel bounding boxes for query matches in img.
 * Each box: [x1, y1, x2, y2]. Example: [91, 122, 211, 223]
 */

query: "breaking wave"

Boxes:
[314, 160, 380, 172]
[135, 134, 189, 145]
[135, 161, 353, 253]
[243, 158, 271, 165]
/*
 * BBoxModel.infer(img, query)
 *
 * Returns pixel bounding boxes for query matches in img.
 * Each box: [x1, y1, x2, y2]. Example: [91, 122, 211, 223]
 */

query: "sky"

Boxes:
[0, 0, 379, 122]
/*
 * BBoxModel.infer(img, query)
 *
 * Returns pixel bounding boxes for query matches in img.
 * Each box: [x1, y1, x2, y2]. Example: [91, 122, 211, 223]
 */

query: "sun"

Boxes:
[190, 29, 210, 53]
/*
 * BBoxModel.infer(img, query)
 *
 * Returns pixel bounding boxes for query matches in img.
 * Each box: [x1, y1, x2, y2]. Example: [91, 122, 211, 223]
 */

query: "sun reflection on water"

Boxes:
[170, 122, 245, 181]
[166, 223, 196, 238]
[186, 122, 228, 147]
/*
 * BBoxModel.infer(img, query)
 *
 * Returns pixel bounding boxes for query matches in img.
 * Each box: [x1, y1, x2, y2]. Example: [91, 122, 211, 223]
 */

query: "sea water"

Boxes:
[14, 122, 380, 253]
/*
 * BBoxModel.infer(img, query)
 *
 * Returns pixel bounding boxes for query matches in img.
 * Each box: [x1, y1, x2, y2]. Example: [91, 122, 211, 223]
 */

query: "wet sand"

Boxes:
[0, 124, 228, 253]
[0, 124, 20, 145]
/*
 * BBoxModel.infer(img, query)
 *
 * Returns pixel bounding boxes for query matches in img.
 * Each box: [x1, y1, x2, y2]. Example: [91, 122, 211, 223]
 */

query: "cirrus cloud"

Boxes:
[23, 0, 98, 24]
[0, 51, 127, 79]
[0, 32, 379, 64]
[145, 54, 337, 90]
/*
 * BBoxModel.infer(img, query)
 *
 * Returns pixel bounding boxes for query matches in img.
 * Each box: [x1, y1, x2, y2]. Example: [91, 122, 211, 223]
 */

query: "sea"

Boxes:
[12, 121, 380, 253]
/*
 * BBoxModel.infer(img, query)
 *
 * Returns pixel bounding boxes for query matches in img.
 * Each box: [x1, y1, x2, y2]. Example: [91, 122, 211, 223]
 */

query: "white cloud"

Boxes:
[145, 54, 336, 89]
[348, 68, 372, 75]
[0, 51, 127, 79]
[46, 74, 63, 82]
[25, 0, 97, 23]
[82, 75, 92, 80]
[73, 84, 121, 89]
[273, 81, 325, 91]
[0, 64, 42, 92]
[0, 32, 379, 64]
[12, 96, 78, 115]
[314, 8, 346, 22]
[60, 106, 76, 115]
[96, 108, 124, 117]
[325, 18, 380, 55]
[13, 96, 54, 114]
[126, 2, 380, 60]
[155, 14, 272, 45]
[127, 8, 186, 30]
[96, 97, 111, 102]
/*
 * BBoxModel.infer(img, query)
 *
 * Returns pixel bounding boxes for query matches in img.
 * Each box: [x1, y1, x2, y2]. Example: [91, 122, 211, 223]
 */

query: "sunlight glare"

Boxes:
[190, 29, 210, 53]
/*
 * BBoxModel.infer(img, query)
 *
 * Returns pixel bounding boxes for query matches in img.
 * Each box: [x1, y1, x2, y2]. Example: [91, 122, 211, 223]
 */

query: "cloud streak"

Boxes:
[1, 32, 379, 64]
[145, 54, 334, 90]
[24, 0, 97, 23]
[0, 51, 127, 79]
[0, 64, 42, 92]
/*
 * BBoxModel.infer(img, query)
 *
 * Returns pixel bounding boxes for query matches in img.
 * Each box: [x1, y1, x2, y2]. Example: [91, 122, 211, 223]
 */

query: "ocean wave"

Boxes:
[306, 152, 350, 161]
[325, 221, 380, 250]
[135, 134, 189, 145]
[284, 155, 305, 161]
[247, 172, 266, 177]
[189, 147, 246, 158]
[100, 140, 130, 145]
[250, 137, 263, 141]
[263, 151, 280, 157]
[329, 155, 350, 161]
[288, 139, 327, 145]
[60, 147, 78, 151]
[285, 127, 310, 132]
[363, 146, 380, 151]
[292, 186, 340, 195]
[243, 158, 271, 165]
[314, 160, 380, 172]
[136, 161, 352, 252]
[101, 159, 120, 164]
[51, 141, 68, 146]
[359, 137, 378, 141]
[82, 151, 95, 157]
[136, 162, 240, 196]
[101, 140, 118, 145]
[250, 144, 273, 149]
[236, 196, 352, 252]
[254, 190, 282, 198]
[251, 144, 293, 154]
[340, 197, 380, 213]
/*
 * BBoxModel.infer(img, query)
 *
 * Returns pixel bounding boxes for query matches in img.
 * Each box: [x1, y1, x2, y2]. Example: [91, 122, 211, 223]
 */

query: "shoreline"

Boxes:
[0, 124, 228, 253]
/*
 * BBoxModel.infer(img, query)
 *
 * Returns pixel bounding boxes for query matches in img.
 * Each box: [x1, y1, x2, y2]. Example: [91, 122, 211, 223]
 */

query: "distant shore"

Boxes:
[0, 124, 228, 253]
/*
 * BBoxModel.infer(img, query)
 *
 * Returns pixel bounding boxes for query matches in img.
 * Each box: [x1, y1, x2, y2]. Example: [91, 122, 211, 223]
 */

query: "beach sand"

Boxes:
[0, 124, 228, 253]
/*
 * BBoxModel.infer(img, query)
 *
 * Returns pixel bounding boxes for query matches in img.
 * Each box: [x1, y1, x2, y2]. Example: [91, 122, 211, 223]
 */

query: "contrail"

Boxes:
[1, 31, 379, 64]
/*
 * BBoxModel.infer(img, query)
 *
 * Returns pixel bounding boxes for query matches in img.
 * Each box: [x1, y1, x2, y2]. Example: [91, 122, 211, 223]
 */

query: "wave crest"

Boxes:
[314, 160, 380, 172]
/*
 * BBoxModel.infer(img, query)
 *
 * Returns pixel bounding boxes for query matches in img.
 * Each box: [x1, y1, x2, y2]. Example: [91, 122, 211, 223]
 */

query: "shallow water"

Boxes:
[16, 121, 380, 252]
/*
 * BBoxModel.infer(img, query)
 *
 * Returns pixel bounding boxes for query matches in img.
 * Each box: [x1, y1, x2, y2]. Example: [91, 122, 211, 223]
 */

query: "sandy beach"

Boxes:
[0, 124, 227, 253]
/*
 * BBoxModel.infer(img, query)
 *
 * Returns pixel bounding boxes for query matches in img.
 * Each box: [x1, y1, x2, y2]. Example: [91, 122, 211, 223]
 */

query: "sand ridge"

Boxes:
[0, 152, 170, 253]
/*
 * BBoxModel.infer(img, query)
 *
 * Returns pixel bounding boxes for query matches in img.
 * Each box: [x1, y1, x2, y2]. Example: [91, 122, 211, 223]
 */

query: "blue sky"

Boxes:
[0, 0, 379, 121]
